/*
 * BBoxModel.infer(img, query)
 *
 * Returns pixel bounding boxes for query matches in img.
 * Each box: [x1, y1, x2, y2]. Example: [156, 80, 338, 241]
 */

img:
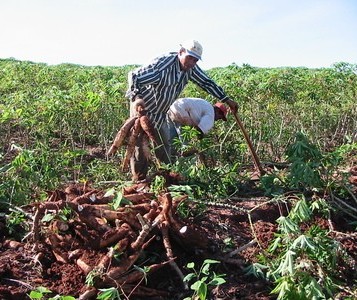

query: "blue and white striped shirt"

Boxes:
[126, 52, 229, 129]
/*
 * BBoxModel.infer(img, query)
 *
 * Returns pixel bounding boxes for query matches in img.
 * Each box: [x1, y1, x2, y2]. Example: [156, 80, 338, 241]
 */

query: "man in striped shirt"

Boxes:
[126, 39, 238, 181]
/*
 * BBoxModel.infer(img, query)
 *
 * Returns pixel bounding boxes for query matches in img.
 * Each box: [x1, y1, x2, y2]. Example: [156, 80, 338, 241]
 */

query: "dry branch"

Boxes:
[225, 239, 257, 258]
[161, 220, 188, 290]
[130, 213, 154, 251]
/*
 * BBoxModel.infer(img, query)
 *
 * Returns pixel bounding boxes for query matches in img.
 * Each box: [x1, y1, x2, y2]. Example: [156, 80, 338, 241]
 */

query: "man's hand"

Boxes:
[225, 98, 238, 114]
[133, 98, 146, 115]
[194, 126, 204, 139]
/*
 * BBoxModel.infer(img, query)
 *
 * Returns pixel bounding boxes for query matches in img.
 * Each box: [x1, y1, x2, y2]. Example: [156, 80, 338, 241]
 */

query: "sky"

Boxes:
[0, 0, 356, 70]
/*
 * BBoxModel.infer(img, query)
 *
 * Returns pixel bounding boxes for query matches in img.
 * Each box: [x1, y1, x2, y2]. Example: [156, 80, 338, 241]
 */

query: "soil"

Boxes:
[0, 169, 356, 300]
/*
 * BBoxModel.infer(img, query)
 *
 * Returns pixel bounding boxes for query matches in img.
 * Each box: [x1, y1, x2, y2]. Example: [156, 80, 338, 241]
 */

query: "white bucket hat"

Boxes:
[180, 39, 203, 60]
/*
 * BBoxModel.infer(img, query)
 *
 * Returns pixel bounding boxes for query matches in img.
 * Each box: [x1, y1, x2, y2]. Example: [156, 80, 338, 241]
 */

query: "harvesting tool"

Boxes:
[232, 111, 265, 176]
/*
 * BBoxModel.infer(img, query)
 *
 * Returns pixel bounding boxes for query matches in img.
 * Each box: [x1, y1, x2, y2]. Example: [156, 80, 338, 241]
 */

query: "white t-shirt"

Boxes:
[168, 98, 214, 134]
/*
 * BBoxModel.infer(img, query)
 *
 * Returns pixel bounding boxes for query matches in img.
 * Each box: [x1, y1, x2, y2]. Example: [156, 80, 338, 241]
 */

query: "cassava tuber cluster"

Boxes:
[26, 177, 210, 299]
[107, 100, 157, 171]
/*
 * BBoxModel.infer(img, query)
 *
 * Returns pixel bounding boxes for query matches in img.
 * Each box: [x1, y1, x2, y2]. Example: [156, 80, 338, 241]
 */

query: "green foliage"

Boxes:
[133, 264, 151, 285]
[259, 137, 357, 198]
[85, 266, 104, 287]
[41, 205, 73, 224]
[28, 287, 52, 299]
[322, 141, 357, 192]
[259, 169, 286, 196]
[1, 59, 356, 206]
[104, 186, 132, 210]
[167, 184, 203, 218]
[183, 259, 226, 300]
[97, 287, 121, 300]
[0, 59, 356, 300]
[150, 175, 167, 195]
[171, 126, 241, 199]
[244, 262, 269, 279]
[5, 210, 27, 236]
[249, 196, 353, 300]
[28, 286, 75, 300]
[285, 132, 324, 190]
[0, 59, 132, 205]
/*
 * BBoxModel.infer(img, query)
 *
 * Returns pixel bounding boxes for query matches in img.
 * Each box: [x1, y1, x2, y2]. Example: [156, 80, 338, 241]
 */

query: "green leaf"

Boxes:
[41, 213, 54, 223]
[29, 286, 52, 299]
[183, 273, 196, 282]
[203, 259, 220, 265]
[273, 250, 295, 276]
[191, 280, 203, 291]
[291, 198, 312, 222]
[201, 263, 211, 275]
[268, 236, 282, 252]
[244, 263, 268, 279]
[186, 262, 195, 269]
[270, 278, 291, 299]
[29, 291, 44, 299]
[292, 234, 316, 251]
[112, 191, 124, 210]
[277, 216, 300, 234]
[283, 250, 295, 275]
[103, 188, 115, 198]
[306, 277, 325, 299]
[191, 281, 207, 300]
[36, 286, 52, 294]
[97, 287, 121, 300]
[209, 277, 226, 286]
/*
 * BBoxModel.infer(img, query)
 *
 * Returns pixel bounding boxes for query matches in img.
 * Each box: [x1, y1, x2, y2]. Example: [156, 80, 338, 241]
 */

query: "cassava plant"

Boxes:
[285, 132, 324, 191]
[260, 132, 328, 196]
[183, 259, 226, 300]
[97, 287, 121, 300]
[246, 195, 355, 300]
[170, 126, 241, 199]
[28, 286, 75, 300]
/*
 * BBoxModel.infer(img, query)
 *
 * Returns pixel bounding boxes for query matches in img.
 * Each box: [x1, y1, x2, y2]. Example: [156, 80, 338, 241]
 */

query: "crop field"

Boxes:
[0, 59, 356, 299]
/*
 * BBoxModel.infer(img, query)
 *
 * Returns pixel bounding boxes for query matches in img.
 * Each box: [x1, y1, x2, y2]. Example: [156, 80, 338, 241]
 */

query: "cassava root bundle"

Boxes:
[107, 100, 157, 171]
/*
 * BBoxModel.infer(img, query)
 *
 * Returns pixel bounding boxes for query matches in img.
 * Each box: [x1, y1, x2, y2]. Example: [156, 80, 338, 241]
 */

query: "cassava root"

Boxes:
[107, 101, 157, 172]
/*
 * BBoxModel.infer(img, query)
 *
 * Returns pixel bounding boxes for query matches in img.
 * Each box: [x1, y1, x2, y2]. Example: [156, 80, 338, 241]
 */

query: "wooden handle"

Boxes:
[233, 112, 265, 175]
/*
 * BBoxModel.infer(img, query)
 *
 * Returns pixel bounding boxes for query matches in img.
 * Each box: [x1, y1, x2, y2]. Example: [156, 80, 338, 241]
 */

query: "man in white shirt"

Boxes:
[167, 97, 228, 157]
